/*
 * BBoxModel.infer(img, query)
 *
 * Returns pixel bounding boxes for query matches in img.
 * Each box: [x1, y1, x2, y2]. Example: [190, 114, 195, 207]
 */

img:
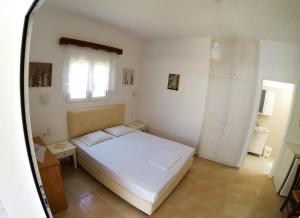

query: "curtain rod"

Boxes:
[59, 37, 123, 55]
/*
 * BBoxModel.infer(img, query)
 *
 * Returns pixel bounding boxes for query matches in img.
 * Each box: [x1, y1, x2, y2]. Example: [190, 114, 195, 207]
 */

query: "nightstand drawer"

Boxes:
[55, 149, 74, 159]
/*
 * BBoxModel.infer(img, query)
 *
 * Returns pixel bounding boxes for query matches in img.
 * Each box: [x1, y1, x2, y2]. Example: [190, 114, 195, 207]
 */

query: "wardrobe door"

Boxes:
[199, 76, 231, 159]
[235, 39, 258, 81]
[216, 79, 254, 166]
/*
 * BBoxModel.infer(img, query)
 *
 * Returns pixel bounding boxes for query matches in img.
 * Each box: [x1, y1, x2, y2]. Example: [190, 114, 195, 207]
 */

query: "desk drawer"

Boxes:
[55, 149, 74, 159]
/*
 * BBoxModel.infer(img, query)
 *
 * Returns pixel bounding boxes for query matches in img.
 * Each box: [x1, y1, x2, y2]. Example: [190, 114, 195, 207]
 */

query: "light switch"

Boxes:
[132, 90, 138, 97]
[40, 93, 50, 105]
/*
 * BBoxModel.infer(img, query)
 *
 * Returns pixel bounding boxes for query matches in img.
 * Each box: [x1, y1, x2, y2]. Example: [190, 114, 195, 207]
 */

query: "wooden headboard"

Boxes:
[67, 104, 125, 138]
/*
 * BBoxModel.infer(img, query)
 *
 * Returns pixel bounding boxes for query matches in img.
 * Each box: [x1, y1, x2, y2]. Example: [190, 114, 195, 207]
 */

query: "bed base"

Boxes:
[77, 151, 193, 215]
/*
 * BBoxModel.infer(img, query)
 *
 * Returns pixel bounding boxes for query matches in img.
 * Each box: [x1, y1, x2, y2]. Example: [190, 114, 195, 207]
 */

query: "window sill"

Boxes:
[66, 97, 108, 104]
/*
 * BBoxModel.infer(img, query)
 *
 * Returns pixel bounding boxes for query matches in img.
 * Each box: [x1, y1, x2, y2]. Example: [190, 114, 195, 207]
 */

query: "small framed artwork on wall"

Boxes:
[167, 73, 180, 91]
[123, 68, 135, 85]
[29, 62, 52, 87]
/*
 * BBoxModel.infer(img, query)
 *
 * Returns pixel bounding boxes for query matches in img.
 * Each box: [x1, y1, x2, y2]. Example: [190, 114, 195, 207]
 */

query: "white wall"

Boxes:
[138, 38, 211, 148]
[259, 41, 300, 145]
[259, 41, 300, 83]
[239, 40, 300, 167]
[239, 40, 300, 168]
[289, 95, 300, 145]
[29, 5, 143, 143]
[0, 0, 46, 217]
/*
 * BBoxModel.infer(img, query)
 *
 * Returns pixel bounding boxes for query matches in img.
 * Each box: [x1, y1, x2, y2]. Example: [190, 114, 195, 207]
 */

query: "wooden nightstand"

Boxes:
[33, 137, 68, 214]
[127, 121, 146, 132]
[47, 141, 77, 168]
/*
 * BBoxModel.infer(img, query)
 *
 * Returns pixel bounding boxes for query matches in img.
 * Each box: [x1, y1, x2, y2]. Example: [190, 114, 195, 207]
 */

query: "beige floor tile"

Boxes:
[79, 192, 124, 218]
[177, 199, 218, 217]
[54, 157, 286, 218]
[54, 202, 92, 218]
[94, 186, 130, 211]
[218, 200, 254, 218]
[62, 163, 101, 200]
[243, 154, 273, 175]
[117, 204, 149, 218]
[151, 204, 198, 218]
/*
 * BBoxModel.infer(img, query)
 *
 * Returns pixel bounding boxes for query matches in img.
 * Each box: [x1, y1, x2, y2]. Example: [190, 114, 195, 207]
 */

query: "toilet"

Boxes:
[263, 146, 272, 158]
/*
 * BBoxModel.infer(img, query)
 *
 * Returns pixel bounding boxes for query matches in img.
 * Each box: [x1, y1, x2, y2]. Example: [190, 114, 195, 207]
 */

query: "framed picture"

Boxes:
[29, 62, 52, 87]
[123, 68, 135, 85]
[167, 73, 180, 91]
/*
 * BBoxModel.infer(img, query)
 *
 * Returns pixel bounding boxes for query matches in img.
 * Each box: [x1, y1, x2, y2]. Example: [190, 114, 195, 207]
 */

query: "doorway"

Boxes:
[243, 80, 295, 175]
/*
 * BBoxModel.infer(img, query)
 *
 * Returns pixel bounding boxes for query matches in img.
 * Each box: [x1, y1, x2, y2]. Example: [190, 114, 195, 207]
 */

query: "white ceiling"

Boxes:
[45, 0, 300, 43]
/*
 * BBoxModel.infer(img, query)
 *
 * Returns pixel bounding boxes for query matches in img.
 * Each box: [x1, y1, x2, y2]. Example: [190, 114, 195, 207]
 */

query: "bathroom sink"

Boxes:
[254, 126, 270, 133]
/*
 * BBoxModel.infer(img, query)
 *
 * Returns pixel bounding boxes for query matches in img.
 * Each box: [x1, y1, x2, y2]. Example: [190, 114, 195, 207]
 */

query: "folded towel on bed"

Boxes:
[149, 151, 181, 170]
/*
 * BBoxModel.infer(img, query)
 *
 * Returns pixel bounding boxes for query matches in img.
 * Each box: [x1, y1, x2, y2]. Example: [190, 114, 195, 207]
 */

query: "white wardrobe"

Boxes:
[198, 39, 258, 166]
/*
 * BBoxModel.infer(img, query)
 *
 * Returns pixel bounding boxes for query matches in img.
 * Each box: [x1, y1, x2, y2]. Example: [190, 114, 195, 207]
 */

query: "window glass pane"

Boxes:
[92, 62, 109, 98]
[68, 59, 89, 100]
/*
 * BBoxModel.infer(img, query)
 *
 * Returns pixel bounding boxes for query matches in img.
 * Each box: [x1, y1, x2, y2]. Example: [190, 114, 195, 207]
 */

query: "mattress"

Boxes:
[71, 131, 194, 203]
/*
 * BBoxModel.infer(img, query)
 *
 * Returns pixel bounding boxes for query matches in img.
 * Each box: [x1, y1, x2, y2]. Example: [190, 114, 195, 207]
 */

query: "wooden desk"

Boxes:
[33, 137, 68, 214]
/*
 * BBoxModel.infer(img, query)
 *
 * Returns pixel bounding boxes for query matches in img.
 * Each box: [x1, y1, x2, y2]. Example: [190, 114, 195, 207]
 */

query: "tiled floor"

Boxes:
[55, 157, 286, 218]
[243, 154, 274, 175]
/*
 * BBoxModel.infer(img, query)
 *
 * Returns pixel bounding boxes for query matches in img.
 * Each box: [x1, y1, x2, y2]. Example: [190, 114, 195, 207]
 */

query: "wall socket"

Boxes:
[39, 93, 50, 105]
[132, 90, 138, 98]
[41, 127, 52, 138]
[46, 127, 52, 136]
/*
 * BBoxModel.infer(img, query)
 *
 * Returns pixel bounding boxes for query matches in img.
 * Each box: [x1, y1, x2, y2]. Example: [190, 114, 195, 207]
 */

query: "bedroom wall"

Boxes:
[259, 41, 300, 145]
[255, 41, 300, 175]
[29, 5, 143, 144]
[288, 90, 300, 145]
[137, 38, 211, 148]
[259, 40, 300, 83]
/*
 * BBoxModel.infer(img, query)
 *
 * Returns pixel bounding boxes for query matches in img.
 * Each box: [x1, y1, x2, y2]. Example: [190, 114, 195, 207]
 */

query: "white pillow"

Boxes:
[79, 130, 113, 146]
[104, 125, 135, 137]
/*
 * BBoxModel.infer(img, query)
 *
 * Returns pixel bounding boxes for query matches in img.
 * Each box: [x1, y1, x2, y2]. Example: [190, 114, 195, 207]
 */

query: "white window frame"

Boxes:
[88, 59, 110, 102]
[66, 57, 90, 103]
[64, 46, 116, 103]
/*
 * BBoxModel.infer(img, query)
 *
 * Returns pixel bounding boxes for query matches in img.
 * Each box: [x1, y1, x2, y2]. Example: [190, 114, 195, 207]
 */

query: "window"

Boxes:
[91, 62, 110, 98]
[68, 59, 89, 100]
[65, 47, 115, 102]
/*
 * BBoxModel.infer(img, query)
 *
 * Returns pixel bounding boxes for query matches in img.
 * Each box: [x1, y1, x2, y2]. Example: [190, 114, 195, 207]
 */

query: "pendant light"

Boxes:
[211, 0, 223, 60]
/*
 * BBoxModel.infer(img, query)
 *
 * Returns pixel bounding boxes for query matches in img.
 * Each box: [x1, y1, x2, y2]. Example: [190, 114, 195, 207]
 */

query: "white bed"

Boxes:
[67, 104, 194, 215]
[71, 130, 194, 203]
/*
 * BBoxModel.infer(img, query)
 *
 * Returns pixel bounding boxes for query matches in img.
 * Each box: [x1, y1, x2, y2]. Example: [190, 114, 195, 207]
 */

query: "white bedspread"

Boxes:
[149, 151, 180, 170]
[71, 131, 194, 203]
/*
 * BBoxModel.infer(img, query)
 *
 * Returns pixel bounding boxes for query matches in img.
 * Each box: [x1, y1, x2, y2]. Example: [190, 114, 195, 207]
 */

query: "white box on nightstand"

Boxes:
[127, 121, 146, 132]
